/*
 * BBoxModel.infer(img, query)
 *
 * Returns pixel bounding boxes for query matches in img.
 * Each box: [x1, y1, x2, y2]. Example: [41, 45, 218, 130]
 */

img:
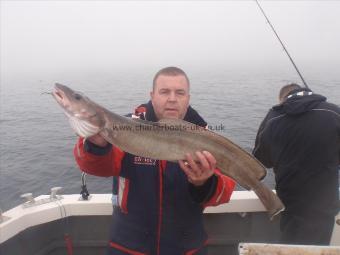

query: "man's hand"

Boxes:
[179, 151, 216, 186]
[87, 134, 108, 147]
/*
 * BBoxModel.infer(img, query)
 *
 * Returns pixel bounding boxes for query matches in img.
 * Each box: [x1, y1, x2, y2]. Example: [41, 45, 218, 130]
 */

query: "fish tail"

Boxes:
[253, 182, 285, 220]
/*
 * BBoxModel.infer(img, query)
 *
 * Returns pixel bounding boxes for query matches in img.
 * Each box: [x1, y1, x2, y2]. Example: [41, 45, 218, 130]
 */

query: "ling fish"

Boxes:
[52, 83, 284, 218]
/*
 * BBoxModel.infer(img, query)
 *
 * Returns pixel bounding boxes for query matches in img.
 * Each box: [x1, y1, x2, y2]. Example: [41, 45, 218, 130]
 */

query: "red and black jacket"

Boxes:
[74, 101, 235, 255]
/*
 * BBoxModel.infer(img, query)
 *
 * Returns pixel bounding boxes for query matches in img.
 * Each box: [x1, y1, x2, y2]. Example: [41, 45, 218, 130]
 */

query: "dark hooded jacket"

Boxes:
[253, 88, 340, 219]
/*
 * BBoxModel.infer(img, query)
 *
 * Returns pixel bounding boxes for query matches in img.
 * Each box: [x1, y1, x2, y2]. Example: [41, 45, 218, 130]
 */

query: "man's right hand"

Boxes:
[87, 134, 108, 147]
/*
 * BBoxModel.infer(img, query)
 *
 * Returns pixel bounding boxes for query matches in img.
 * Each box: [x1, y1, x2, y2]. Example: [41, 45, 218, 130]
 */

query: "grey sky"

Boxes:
[1, 1, 339, 76]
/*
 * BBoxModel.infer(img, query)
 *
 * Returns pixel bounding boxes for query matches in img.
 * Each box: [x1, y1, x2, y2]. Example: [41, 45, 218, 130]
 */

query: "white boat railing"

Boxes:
[1, 191, 339, 247]
[239, 243, 340, 255]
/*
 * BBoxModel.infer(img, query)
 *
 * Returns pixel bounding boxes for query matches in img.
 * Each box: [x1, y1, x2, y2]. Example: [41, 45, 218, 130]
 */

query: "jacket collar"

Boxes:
[135, 101, 207, 127]
[273, 89, 327, 115]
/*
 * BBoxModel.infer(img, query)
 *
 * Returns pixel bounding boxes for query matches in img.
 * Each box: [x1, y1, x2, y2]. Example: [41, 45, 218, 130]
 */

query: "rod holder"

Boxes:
[50, 187, 62, 199]
[21, 193, 35, 203]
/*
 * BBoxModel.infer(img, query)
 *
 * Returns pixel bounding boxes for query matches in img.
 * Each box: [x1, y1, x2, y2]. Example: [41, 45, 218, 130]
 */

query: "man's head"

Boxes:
[279, 83, 301, 103]
[150, 67, 190, 120]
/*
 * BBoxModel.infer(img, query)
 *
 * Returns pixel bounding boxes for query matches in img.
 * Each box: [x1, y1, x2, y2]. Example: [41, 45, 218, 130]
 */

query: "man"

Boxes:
[74, 67, 235, 254]
[253, 83, 340, 245]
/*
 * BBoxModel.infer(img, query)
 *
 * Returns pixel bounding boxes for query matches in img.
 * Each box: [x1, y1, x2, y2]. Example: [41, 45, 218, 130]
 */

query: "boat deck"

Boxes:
[1, 192, 339, 255]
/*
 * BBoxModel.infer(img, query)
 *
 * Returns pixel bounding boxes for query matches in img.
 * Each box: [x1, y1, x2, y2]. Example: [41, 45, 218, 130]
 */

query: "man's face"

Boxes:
[150, 74, 190, 120]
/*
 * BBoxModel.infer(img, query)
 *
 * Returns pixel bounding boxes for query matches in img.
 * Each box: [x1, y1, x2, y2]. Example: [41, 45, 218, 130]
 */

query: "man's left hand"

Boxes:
[179, 151, 216, 186]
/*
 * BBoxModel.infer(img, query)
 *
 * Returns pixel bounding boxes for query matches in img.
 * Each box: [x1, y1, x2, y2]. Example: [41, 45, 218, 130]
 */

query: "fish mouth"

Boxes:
[52, 85, 73, 116]
[53, 90, 63, 101]
[53, 85, 65, 104]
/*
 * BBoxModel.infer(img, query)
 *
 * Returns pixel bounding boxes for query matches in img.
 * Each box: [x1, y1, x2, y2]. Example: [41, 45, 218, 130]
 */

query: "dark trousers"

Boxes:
[280, 212, 335, 245]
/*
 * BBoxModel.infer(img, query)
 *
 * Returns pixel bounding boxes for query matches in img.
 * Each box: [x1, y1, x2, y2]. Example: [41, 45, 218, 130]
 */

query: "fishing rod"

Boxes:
[254, 0, 310, 89]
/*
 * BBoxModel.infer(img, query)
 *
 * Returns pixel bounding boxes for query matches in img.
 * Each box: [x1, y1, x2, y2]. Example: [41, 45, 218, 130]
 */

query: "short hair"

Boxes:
[152, 66, 190, 91]
[279, 83, 301, 101]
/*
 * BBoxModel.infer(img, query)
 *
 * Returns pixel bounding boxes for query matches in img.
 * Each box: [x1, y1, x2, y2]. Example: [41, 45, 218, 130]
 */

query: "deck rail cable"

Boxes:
[55, 196, 74, 255]
[254, 0, 310, 89]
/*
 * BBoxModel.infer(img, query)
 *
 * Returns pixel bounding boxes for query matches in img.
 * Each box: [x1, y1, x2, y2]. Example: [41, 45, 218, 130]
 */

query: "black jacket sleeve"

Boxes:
[252, 110, 274, 168]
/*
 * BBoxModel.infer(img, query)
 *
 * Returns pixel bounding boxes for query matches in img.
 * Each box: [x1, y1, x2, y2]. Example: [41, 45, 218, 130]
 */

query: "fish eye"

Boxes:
[74, 93, 82, 100]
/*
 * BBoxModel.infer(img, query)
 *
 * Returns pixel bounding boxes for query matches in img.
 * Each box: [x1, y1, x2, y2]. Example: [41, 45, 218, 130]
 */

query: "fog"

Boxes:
[1, 1, 340, 77]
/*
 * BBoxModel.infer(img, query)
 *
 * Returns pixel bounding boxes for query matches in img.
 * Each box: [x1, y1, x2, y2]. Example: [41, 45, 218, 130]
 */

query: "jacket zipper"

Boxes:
[156, 161, 166, 255]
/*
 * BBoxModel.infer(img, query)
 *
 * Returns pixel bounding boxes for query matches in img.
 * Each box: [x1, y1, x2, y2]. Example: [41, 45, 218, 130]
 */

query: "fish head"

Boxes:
[53, 83, 105, 137]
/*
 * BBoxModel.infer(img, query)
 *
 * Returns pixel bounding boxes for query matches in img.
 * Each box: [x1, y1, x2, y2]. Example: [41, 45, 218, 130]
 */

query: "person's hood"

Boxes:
[273, 88, 327, 115]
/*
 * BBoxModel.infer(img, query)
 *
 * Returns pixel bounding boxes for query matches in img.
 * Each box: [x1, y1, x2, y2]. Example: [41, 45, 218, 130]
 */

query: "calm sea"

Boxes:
[1, 69, 339, 211]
